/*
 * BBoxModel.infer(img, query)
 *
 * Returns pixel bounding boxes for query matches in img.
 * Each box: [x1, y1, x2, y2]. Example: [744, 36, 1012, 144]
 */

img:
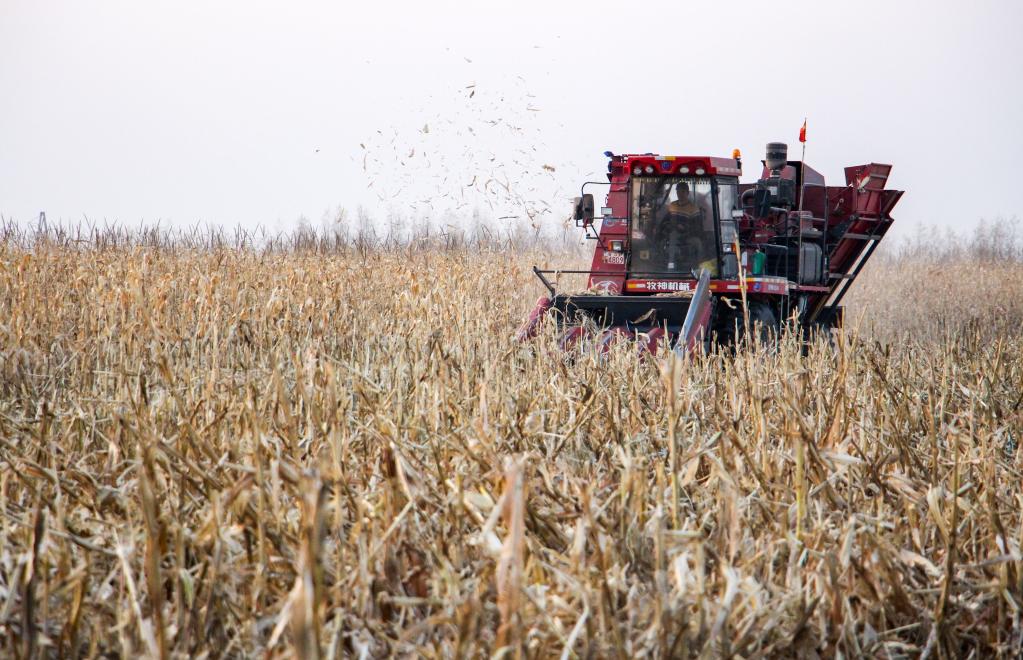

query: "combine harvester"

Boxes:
[518, 142, 903, 353]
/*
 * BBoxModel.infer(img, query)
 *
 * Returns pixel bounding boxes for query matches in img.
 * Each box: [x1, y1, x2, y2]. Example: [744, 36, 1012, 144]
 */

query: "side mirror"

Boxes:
[574, 194, 595, 224]
[753, 189, 772, 217]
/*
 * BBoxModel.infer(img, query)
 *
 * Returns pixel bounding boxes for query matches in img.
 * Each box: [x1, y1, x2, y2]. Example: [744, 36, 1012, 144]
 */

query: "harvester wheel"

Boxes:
[714, 300, 778, 349]
[746, 301, 778, 346]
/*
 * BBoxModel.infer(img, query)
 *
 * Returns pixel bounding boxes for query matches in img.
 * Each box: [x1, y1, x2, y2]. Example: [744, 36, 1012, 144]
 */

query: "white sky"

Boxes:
[2, 0, 1021, 238]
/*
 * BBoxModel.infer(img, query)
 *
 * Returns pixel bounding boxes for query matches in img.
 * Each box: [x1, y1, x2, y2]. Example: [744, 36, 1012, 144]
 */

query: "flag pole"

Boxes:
[796, 118, 807, 328]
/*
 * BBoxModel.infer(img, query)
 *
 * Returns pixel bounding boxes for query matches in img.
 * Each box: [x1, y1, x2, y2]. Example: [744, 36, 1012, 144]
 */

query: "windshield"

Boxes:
[629, 177, 718, 276]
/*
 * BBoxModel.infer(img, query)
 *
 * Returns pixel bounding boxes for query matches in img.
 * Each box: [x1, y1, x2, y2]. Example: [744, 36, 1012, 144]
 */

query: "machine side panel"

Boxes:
[587, 172, 630, 292]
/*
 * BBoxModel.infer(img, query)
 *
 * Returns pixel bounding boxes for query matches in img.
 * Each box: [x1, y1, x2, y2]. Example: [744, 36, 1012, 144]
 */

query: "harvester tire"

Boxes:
[713, 300, 778, 350]
[746, 301, 779, 346]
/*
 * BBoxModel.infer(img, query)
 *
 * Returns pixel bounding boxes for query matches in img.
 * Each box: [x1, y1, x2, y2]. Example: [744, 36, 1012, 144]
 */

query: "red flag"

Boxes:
[799, 119, 807, 143]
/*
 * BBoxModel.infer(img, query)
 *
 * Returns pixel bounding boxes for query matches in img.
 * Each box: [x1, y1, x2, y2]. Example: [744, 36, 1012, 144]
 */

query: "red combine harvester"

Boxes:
[518, 142, 903, 353]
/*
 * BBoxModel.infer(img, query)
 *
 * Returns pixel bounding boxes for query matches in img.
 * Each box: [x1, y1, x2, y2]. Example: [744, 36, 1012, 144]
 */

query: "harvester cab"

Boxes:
[519, 142, 903, 354]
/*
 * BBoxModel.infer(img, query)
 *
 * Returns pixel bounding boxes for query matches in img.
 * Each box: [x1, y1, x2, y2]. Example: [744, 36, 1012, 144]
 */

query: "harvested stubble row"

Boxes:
[0, 243, 1022, 658]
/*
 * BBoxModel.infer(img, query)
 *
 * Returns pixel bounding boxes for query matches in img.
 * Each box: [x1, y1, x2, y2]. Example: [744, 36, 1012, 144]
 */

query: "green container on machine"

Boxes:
[751, 251, 766, 276]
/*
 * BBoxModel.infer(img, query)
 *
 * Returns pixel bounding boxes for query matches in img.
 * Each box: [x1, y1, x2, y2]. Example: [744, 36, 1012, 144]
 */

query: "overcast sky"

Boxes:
[2, 0, 1021, 238]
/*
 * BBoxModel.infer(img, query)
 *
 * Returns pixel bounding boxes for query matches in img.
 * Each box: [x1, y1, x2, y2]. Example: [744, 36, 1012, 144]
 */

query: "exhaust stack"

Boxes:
[765, 142, 788, 173]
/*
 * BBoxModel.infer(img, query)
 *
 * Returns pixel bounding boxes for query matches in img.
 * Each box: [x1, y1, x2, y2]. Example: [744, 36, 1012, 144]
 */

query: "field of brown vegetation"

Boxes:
[1, 225, 1021, 658]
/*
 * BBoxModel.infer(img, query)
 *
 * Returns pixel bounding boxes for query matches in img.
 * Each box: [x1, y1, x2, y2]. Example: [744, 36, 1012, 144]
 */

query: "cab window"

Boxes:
[629, 177, 718, 276]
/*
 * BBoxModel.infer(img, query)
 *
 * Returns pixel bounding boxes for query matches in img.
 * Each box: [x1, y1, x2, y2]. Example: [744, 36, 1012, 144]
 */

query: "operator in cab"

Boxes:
[665, 181, 701, 220]
[655, 181, 710, 272]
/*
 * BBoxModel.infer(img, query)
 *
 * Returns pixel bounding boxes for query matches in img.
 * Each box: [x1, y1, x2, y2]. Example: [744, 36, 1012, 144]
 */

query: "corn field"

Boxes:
[1, 228, 1021, 658]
